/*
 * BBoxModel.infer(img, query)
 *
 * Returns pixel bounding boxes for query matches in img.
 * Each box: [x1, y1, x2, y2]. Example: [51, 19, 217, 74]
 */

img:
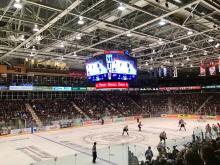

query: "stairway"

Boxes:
[25, 103, 43, 127]
[196, 96, 213, 114]
[71, 102, 90, 119]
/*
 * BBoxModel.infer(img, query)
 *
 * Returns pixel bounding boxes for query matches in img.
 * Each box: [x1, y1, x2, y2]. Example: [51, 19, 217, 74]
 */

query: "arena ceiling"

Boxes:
[0, 0, 220, 70]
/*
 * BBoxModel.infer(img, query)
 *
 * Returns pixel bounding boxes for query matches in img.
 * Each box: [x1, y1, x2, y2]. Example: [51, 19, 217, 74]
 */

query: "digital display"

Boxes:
[86, 51, 137, 82]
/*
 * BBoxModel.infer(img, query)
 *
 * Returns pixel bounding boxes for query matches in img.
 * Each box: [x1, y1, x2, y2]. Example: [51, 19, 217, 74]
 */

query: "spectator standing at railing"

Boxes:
[145, 146, 153, 162]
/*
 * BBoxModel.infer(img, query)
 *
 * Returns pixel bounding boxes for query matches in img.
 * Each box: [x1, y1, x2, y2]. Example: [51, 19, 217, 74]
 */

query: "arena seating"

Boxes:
[29, 99, 83, 125]
[0, 100, 32, 127]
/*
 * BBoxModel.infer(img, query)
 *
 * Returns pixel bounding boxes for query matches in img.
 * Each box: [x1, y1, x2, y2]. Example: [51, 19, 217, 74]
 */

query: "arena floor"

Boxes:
[0, 117, 217, 165]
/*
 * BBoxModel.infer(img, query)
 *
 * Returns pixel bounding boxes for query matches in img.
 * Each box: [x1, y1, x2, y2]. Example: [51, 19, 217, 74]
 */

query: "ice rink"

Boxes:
[0, 117, 217, 165]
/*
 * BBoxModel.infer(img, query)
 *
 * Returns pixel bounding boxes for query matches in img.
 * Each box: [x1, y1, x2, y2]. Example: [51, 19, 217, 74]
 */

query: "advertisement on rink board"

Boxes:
[162, 114, 220, 120]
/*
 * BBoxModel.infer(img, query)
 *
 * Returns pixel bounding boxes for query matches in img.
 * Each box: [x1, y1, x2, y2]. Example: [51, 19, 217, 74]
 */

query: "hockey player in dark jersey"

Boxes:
[138, 121, 143, 131]
[179, 119, 186, 131]
[122, 125, 129, 136]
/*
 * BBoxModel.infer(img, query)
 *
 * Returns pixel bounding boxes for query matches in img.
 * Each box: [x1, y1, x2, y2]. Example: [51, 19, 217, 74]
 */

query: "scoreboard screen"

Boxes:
[86, 51, 137, 82]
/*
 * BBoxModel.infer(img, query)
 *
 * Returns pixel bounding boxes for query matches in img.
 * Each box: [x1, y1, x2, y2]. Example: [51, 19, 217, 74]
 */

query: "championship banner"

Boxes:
[219, 58, 220, 73]
[209, 61, 216, 75]
[200, 62, 206, 76]
[173, 67, 177, 77]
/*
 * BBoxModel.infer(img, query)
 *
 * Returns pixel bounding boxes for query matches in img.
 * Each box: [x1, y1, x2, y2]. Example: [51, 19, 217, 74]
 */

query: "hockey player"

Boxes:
[122, 125, 129, 136]
[205, 123, 212, 138]
[159, 131, 167, 143]
[138, 121, 142, 131]
[179, 119, 186, 131]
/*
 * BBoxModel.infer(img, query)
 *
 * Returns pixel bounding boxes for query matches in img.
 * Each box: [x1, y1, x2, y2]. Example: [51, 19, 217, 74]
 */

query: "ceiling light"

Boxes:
[150, 66, 153, 70]
[159, 19, 166, 26]
[118, 3, 125, 11]
[73, 52, 77, 57]
[186, 56, 190, 61]
[145, 62, 149, 66]
[60, 43, 64, 48]
[183, 45, 187, 51]
[208, 37, 214, 42]
[32, 46, 36, 51]
[35, 35, 42, 41]
[174, 0, 182, 3]
[158, 38, 164, 44]
[60, 56, 64, 60]
[181, 63, 184, 67]
[76, 34, 81, 40]
[150, 57, 153, 61]
[152, 49, 155, 53]
[14, 0, 22, 9]
[126, 32, 132, 37]
[215, 43, 220, 48]
[187, 31, 193, 35]
[20, 35, 25, 41]
[204, 51, 207, 55]
[78, 16, 84, 25]
[25, 57, 28, 62]
[33, 24, 39, 32]
[169, 53, 173, 58]
[190, 64, 193, 67]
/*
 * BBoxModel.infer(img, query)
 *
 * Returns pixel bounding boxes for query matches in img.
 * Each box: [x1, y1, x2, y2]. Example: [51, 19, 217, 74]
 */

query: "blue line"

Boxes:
[33, 134, 118, 165]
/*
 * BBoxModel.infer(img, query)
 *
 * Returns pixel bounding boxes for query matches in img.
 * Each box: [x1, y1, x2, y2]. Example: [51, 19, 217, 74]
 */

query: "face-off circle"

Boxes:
[82, 132, 146, 145]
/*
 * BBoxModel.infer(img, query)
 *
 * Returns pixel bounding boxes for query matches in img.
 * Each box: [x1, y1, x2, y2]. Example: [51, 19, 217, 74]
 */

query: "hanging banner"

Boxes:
[219, 58, 220, 73]
[200, 62, 206, 76]
[209, 61, 216, 75]
[173, 67, 177, 77]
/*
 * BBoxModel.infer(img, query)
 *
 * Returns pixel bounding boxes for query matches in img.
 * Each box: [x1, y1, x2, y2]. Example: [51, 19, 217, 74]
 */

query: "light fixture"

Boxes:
[35, 35, 42, 41]
[33, 24, 39, 32]
[158, 38, 164, 44]
[159, 19, 166, 26]
[25, 57, 28, 62]
[118, 3, 125, 11]
[61, 56, 64, 60]
[190, 64, 193, 67]
[186, 56, 190, 61]
[76, 34, 81, 40]
[187, 30, 193, 35]
[208, 37, 214, 42]
[203, 51, 207, 55]
[145, 62, 149, 66]
[215, 43, 220, 48]
[60, 43, 64, 48]
[169, 52, 173, 58]
[126, 32, 132, 37]
[32, 46, 36, 51]
[152, 49, 155, 53]
[73, 52, 77, 56]
[181, 63, 184, 67]
[20, 35, 25, 41]
[183, 45, 187, 51]
[14, 0, 22, 9]
[78, 16, 84, 25]
[150, 57, 153, 61]
[150, 66, 153, 70]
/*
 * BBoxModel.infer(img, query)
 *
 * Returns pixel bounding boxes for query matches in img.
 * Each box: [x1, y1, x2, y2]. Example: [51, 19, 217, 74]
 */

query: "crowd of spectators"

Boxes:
[0, 100, 32, 128]
[0, 93, 220, 127]
[139, 132, 220, 165]
[29, 99, 83, 125]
